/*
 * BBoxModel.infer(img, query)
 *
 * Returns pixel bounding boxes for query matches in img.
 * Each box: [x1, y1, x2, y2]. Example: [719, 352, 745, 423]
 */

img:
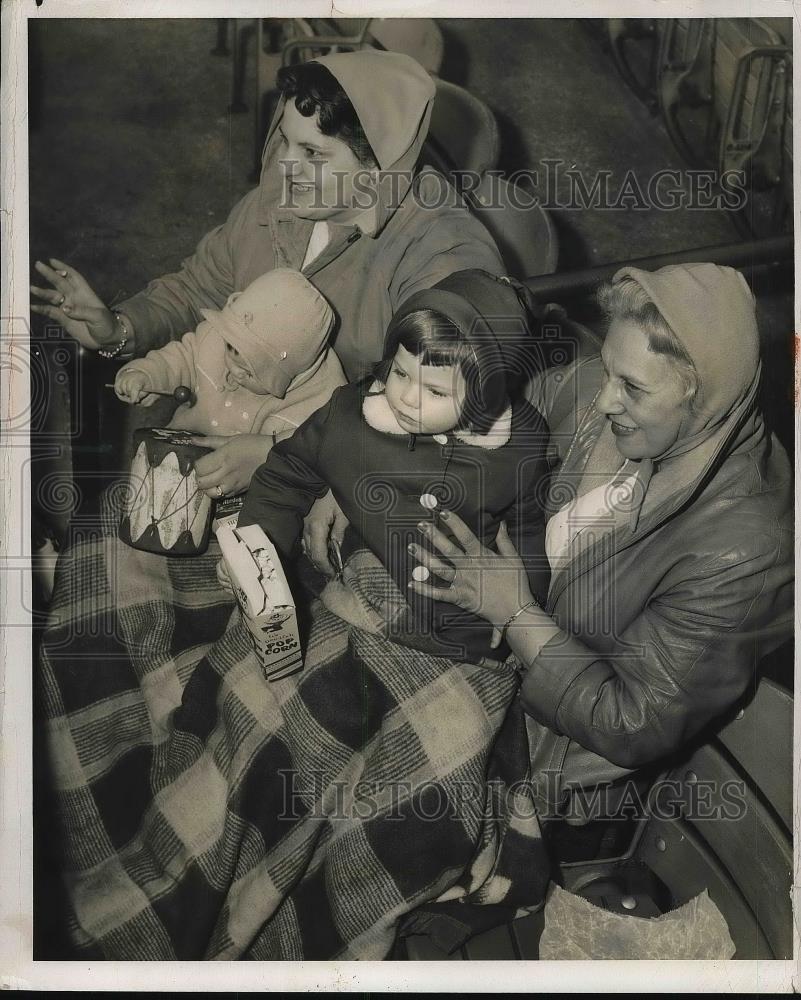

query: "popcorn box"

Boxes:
[217, 522, 302, 680]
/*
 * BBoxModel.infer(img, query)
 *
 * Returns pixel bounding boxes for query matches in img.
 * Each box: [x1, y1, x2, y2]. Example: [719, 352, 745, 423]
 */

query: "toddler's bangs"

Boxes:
[391, 308, 471, 369]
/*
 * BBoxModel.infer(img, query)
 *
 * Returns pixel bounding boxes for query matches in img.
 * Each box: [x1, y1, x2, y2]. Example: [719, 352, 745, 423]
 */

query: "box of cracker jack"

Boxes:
[216, 521, 302, 680]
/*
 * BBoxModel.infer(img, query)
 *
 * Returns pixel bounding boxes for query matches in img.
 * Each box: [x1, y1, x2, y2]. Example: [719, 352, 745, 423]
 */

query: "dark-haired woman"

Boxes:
[31, 50, 503, 496]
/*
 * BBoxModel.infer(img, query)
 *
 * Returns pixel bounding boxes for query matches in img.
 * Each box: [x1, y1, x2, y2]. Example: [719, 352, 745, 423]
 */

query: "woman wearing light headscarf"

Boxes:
[409, 263, 793, 802]
[31, 50, 503, 498]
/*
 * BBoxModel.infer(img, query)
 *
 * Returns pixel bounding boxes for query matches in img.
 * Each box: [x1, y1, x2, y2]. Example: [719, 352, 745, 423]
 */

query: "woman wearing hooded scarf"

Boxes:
[409, 263, 793, 809]
[30, 50, 503, 497]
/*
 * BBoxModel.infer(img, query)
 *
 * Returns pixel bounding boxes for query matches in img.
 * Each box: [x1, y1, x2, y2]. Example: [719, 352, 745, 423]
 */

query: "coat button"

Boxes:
[242, 412, 249, 420]
[224, 400, 232, 408]
[211, 419, 219, 427]
[419, 493, 438, 510]
[433, 434, 448, 445]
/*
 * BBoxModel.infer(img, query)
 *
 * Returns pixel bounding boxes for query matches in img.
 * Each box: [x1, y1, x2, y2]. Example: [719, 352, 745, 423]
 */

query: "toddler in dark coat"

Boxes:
[237, 270, 551, 666]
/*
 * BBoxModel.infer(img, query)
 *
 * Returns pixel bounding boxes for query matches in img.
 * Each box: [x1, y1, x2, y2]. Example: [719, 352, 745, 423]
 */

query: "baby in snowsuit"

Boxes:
[114, 269, 346, 469]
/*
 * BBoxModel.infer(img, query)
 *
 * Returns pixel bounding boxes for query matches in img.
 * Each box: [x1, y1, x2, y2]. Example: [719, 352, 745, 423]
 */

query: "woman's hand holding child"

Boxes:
[407, 512, 557, 652]
[408, 513, 528, 619]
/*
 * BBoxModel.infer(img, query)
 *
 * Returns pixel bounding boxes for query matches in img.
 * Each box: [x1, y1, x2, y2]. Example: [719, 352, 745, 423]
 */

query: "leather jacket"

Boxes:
[520, 357, 793, 806]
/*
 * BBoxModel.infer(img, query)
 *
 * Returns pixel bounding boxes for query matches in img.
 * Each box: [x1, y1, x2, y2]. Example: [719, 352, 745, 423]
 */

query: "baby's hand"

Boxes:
[114, 370, 155, 406]
[216, 557, 234, 595]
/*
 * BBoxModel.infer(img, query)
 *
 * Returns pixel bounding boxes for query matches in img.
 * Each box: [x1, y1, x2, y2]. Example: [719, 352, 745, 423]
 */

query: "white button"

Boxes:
[242, 412, 249, 419]
[224, 400, 232, 408]
[211, 419, 219, 427]
[419, 493, 438, 510]
[433, 434, 448, 445]
[412, 565, 430, 582]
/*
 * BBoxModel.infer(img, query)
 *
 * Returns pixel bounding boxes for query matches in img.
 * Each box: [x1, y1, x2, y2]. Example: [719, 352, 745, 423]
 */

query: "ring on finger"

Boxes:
[57, 294, 65, 306]
[409, 550, 455, 584]
[216, 484, 225, 498]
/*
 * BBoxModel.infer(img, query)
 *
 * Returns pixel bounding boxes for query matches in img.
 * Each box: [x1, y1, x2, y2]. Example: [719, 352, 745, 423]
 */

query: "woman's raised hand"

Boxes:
[30, 258, 119, 349]
[407, 512, 533, 629]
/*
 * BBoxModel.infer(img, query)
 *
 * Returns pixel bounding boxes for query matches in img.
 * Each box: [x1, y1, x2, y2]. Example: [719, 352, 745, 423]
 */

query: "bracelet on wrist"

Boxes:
[499, 598, 540, 641]
[97, 311, 129, 359]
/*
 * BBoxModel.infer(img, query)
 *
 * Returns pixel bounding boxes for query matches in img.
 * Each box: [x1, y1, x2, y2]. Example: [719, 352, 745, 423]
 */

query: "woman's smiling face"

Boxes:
[278, 100, 376, 224]
[597, 319, 693, 460]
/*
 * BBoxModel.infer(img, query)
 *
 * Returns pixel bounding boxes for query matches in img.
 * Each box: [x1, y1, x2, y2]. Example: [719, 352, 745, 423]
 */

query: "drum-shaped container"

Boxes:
[119, 428, 214, 555]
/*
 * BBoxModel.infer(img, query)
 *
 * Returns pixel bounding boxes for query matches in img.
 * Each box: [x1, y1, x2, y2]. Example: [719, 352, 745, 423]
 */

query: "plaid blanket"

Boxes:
[38, 486, 550, 960]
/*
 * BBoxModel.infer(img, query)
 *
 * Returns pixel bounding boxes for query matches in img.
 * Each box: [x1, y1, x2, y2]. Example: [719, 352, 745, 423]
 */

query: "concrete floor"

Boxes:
[438, 17, 740, 265]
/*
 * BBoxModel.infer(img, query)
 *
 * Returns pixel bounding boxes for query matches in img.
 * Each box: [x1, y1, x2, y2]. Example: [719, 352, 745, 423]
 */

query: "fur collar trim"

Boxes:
[361, 380, 512, 449]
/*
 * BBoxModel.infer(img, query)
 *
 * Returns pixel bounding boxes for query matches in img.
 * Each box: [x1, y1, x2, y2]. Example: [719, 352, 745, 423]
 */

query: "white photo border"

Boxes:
[2, 0, 798, 991]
